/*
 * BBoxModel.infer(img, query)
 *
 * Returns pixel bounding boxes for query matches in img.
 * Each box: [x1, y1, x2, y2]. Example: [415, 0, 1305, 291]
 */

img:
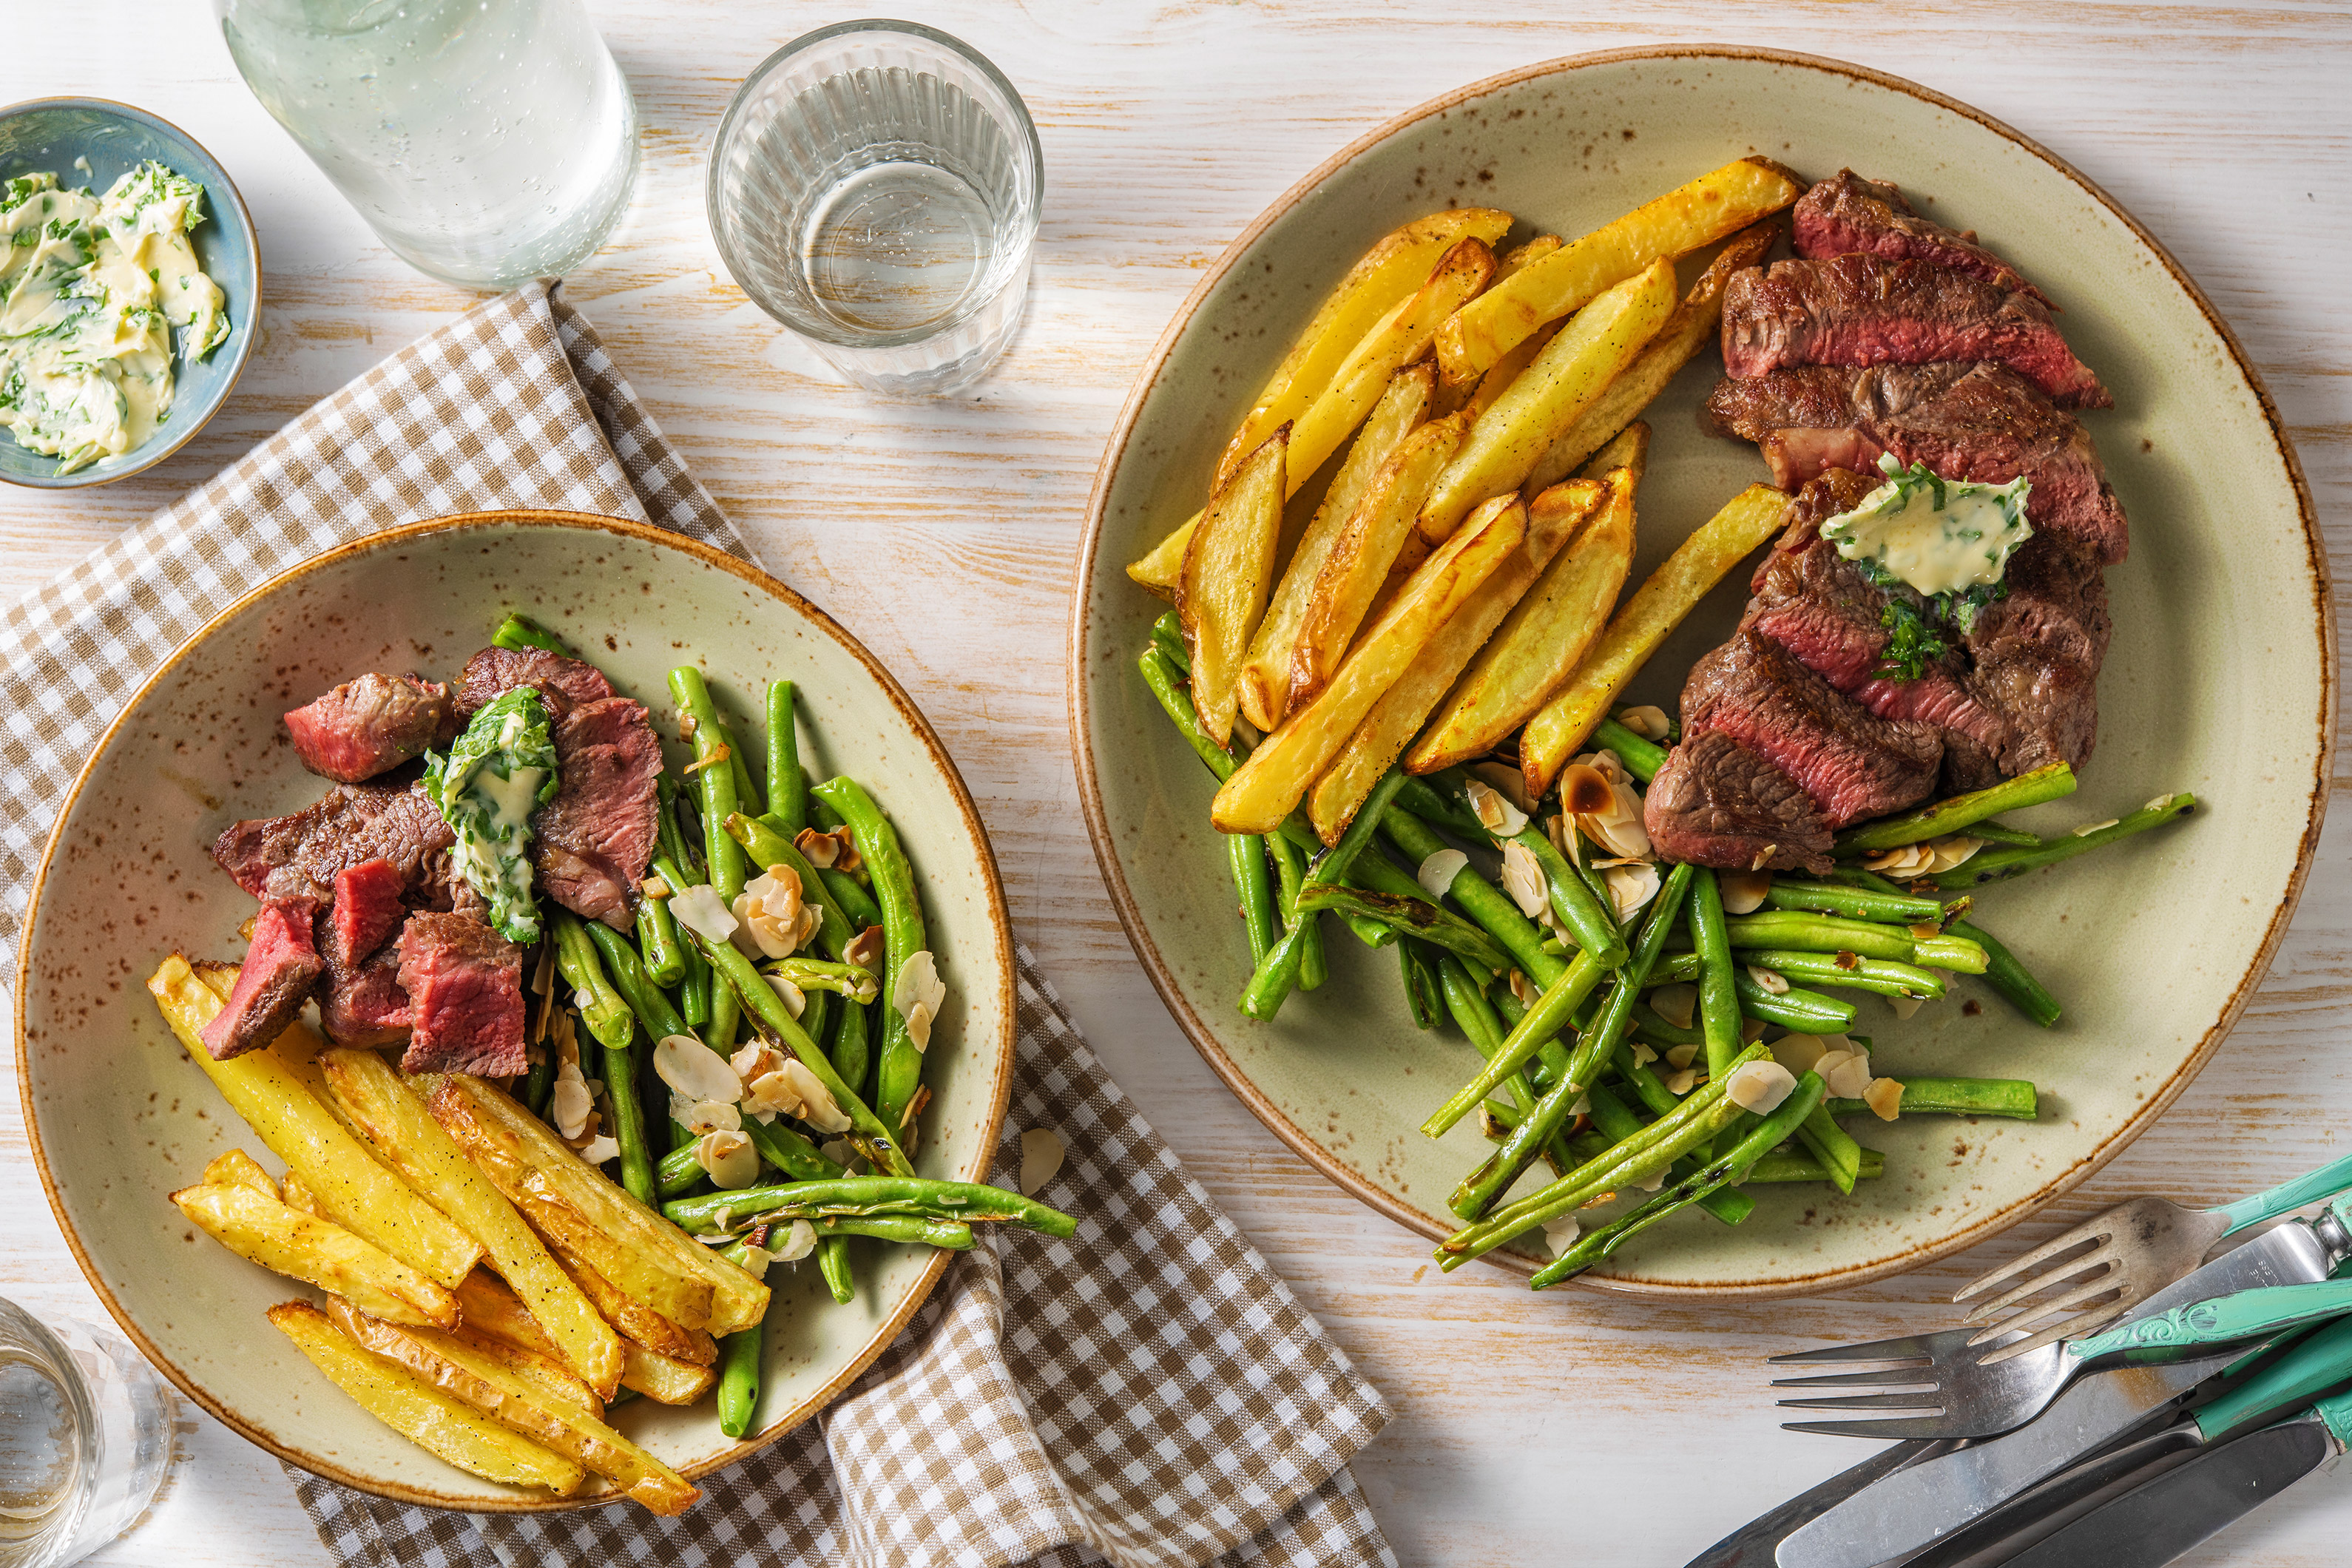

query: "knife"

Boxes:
[1682, 1440, 1964, 1567]
[1774, 1200, 2352, 1568]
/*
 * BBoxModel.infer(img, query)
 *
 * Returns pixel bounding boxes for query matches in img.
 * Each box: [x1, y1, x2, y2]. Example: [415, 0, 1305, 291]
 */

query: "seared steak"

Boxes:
[1960, 533, 2110, 776]
[1643, 730, 1834, 874]
[197, 897, 323, 1061]
[456, 646, 615, 723]
[319, 943, 411, 1050]
[1793, 171, 2051, 306]
[213, 780, 453, 903]
[1704, 362, 2129, 563]
[533, 696, 663, 930]
[1722, 254, 2110, 410]
[283, 672, 453, 783]
[395, 912, 526, 1077]
[323, 856, 408, 970]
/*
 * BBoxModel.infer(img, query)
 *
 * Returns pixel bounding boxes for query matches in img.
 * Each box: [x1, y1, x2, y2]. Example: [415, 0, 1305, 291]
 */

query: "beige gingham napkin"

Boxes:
[0, 283, 1393, 1568]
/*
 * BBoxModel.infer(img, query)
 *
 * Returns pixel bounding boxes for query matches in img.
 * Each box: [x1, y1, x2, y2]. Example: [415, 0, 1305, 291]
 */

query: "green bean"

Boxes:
[1564, 862, 1692, 1093]
[1689, 870, 1742, 1081]
[1394, 771, 1495, 840]
[1399, 940, 1444, 1030]
[1933, 793, 2195, 888]
[1514, 825, 1628, 968]
[1265, 831, 1325, 992]
[808, 777, 928, 1145]
[1229, 833, 1279, 966]
[808, 1214, 973, 1249]
[490, 612, 573, 657]
[1379, 808, 1560, 986]
[1723, 948, 1944, 999]
[552, 912, 633, 1052]
[1796, 1103, 1862, 1195]
[1968, 820, 2041, 848]
[1828, 1076, 2038, 1121]
[831, 999, 873, 1103]
[1436, 959, 1552, 1144]
[523, 1044, 555, 1118]
[601, 1038, 655, 1206]
[714, 1241, 768, 1439]
[1722, 911, 1987, 972]
[1422, 947, 1610, 1138]
[1734, 969, 1857, 1033]
[1239, 771, 1410, 1018]
[766, 958, 880, 1005]
[1745, 1146, 1885, 1184]
[1592, 716, 1667, 781]
[1583, 1080, 1753, 1227]
[817, 1236, 854, 1305]
[1294, 885, 1515, 976]
[635, 893, 687, 989]
[1609, 1041, 1683, 1121]
[1488, 985, 1577, 1101]
[671, 667, 747, 1050]
[658, 1140, 709, 1199]
[1834, 763, 2078, 854]
[1760, 879, 1949, 926]
[1946, 916, 2061, 1028]
[665, 1176, 1077, 1238]
[1149, 609, 1190, 673]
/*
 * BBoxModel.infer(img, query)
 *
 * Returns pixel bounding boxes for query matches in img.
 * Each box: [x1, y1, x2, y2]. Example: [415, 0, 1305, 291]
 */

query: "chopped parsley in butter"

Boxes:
[425, 689, 561, 944]
[1820, 455, 2032, 600]
[0, 161, 231, 474]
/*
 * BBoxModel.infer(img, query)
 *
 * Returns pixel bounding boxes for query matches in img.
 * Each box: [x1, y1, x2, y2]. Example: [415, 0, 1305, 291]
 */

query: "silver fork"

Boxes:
[1950, 1151, 2352, 1364]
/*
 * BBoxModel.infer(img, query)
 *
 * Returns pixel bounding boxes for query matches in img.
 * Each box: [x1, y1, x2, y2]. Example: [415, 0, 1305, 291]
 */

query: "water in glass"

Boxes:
[215, 0, 639, 291]
[0, 1300, 169, 1568]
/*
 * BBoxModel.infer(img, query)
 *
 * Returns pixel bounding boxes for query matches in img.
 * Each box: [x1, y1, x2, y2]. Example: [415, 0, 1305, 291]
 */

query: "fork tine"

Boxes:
[1973, 1299, 2133, 1366]
[1960, 1253, 2117, 1325]
[1769, 1366, 1945, 1390]
[1966, 1272, 2128, 1345]
[1782, 1416, 1959, 1440]
[1767, 1334, 1935, 1365]
[1775, 1391, 1948, 1413]
[1950, 1223, 2115, 1305]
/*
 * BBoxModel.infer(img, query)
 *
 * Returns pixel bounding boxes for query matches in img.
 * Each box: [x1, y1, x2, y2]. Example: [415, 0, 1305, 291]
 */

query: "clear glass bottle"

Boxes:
[214, 0, 641, 291]
[0, 1298, 170, 1568]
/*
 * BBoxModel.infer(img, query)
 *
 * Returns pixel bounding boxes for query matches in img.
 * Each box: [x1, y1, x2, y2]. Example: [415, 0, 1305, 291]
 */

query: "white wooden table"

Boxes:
[5, 5, 2348, 1564]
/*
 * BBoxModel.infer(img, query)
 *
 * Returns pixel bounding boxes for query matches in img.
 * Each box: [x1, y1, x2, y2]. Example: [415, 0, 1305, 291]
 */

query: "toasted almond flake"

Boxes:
[740, 1068, 798, 1121]
[1509, 970, 1537, 1007]
[1602, 860, 1661, 920]
[1887, 993, 1925, 1020]
[1541, 1214, 1581, 1255]
[733, 866, 808, 959]
[669, 883, 740, 944]
[1741, 1017, 1768, 1045]
[1559, 763, 1615, 817]
[1813, 1049, 1853, 1088]
[1615, 705, 1671, 742]
[677, 712, 697, 739]
[763, 973, 807, 1018]
[551, 1071, 595, 1141]
[1665, 1044, 1700, 1069]
[772, 1217, 820, 1264]
[1772, 1033, 1832, 1074]
[1665, 1067, 1701, 1095]
[1578, 749, 1630, 787]
[1469, 760, 1536, 816]
[906, 1001, 934, 1052]
[1632, 1166, 1667, 1192]
[845, 925, 886, 971]
[1749, 845, 1778, 872]
[1464, 777, 1530, 838]
[1746, 964, 1790, 996]
[2146, 794, 2177, 812]
[655, 1033, 740, 1104]
[893, 950, 946, 1022]
[782, 1058, 851, 1133]
[1909, 923, 1942, 941]
[1725, 1059, 1798, 1115]
[1823, 1051, 1873, 1100]
[1925, 836, 1983, 873]
[795, 827, 840, 869]
[1630, 1043, 1658, 1067]
[680, 1098, 743, 1135]
[732, 1043, 785, 1083]
[1567, 1093, 1590, 1118]
[578, 1134, 620, 1166]
[1862, 842, 1936, 877]
[681, 743, 731, 777]
[641, 875, 672, 899]
[899, 1083, 933, 1135]
[2073, 819, 2120, 837]
[1652, 984, 1698, 1030]
[1719, 870, 1773, 915]
[1418, 848, 1468, 900]
[819, 1138, 856, 1167]
[1498, 840, 1550, 919]
[1018, 1129, 1066, 1196]
[696, 1129, 760, 1189]
[1864, 1077, 1905, 1121]
[1547, 811, 1586, 871]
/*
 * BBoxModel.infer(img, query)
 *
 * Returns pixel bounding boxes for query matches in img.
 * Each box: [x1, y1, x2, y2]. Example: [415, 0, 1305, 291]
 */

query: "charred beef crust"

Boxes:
[455, 646, 616, 723]
[1792, 171, 2052, 305]
[532, 697, 663, 930]
[283, 672, 453, 783]
[198, 897, 325, 1061]
[1643, 731, 1834, 874]
[318, 943, 411, 1049]
[212, 780, 454, 903]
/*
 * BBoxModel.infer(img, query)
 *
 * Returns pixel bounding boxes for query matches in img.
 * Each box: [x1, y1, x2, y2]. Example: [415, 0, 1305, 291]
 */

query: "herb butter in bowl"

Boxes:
[0, 98, 258, 489]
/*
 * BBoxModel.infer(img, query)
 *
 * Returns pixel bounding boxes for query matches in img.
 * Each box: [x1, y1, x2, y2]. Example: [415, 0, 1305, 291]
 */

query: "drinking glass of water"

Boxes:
[708, 20, 1044, 396]
[214, 0, 640, 291]
[0, 1297, 170, 1568]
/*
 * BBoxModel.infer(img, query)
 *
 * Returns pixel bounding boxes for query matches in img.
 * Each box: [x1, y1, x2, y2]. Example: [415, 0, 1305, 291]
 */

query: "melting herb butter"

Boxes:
[0, 161, 231, 474]
[426, 689, 561, 944]
[1821, 455, 2032, 599]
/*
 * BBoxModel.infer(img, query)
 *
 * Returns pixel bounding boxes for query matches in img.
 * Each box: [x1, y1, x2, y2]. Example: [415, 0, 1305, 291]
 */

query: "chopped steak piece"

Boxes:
[1959, 533, 2110, 777]
[324, 857, 408, 970]
[282, 672, 454, 783]
[455, 646, 615, 723]
[394, 912, 526, 1077]
[1793, 171, 2052, 305]
[197, 898, 323, 1061]
[1721, 254, 2110, 409]
[1643, 731, 1834, 875]
[212, 780, 453, 904]
[532, 697, 663, 930]
[318, 944, 411, 1050]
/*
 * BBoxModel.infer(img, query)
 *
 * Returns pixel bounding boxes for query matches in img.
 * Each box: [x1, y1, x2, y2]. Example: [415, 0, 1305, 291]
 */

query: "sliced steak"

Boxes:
[1722, 254, 2110, 410]
[1705, 363, 2130, 563]
[197, 897, 323, 1061]
[394, 912, 526, 1077]
[318, 944, 411, 1050]
[323, 857, 408, 970]
[456, 646, 615, 723]
[533, 696, 663, 930]
[1643, 731, 1834, 874]
[213, 780, 453, 904]
[1680, 629, 1942, 828]
[283, 673, 453, 783]
[1793, 171, 2051, 306]
[1959, 533, 2110, 777]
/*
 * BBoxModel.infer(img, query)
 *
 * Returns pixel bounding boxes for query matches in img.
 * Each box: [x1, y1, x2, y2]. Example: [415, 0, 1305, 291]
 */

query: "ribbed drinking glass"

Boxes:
[0, 1298, 169, 1568]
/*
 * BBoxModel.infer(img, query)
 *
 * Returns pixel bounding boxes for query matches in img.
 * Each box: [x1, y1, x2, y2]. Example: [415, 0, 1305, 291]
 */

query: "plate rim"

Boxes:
[15, 507, 1019, 1508]
[1065, 44, 2336, 1297]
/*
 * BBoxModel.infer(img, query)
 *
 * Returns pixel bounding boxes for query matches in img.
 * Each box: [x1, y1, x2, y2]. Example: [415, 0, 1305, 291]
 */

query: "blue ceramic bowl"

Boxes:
[0, 98, 260, 489]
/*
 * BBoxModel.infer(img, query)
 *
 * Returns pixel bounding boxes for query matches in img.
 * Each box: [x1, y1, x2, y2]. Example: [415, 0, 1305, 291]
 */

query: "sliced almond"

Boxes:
[1746, 964, 1790, 996]
[1018, 1129, 1066, 1197]
[1417, 848, 1468, 900]
[1863, 1077, 1905, 1122]
[1498, 840, 1549, 920]
[2073, 820, 2120, 837]
[1824, 1051, 1873, 1100]
[1665, 1043, 1700, 1069]
[1719, 870, 1773, 915]
[1888, 993, 1926, 1020]
[1724, 1058, 1797, 1115]
[1665, 1067, 1701, 1095]
[1651, 983, 1698, 1031]
[1772, 1033, 1831, 1074]
[1464, 776, 1530, 838]
[1614, 705, 1670, 742]
[695, 1130, 759, 1189]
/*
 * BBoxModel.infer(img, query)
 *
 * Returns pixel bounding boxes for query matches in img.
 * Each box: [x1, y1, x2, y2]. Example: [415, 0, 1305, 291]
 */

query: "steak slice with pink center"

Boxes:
[394, 912, 526, 1077]
[1643, 731, 1834, 874]
[533, 696, 663, 930]
[324, 857, 409, 970]
[318, 944, 411, 1050]
[283, 672, 454, 783]
[197, 897, 324, 1061]
[455, 646, 616, 723]
[1792, 170, 2052, 306]
[212, 780, 453, 904]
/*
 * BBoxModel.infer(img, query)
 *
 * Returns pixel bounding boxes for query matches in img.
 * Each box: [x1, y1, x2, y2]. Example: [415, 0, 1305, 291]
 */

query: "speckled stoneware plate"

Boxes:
[1069, 47, 2331, 1297]
[17, 511, 1016, 1507]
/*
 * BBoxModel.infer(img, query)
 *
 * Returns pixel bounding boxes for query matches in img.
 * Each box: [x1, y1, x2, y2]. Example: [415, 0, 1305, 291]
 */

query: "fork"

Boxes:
[1950, 1150, 2352, 1364]
[1771, 1275, 2352, 1441]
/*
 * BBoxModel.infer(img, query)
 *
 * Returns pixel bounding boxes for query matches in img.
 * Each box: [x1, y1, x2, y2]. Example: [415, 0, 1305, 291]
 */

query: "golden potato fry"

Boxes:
[617, 1340, 720, 1407]
[1523, 221, 1779, 495]
[1438, 234, 1562, 407]
[1237, 364, 1434, 730]
[1458, 320, 1563, 427]
[172, 1181, 458, 1327]
[270, 1302, 584, 1496]
[459, 1270, 717, 1405]
[203, 1147, 278, 1198]
[1578, 420, 1649, 487]
[280, 1169, 325, 1217]
[190, 961, 370, 1146]
[1436, 158, 1802, 383]
[150, 957, 484, 1288]
[325, 1299, 698, 1516]
[1286, 412, 1467, 709]
[1408, 469, 1638, 773]
[546, 1243, 720, 1366]
[1521, 484, 1791, 795]
[1417, 257, 1678, 541]
[443, 1321, 603, 1421]
[1177, 428, 1289, 746]
[1212, 498, 1526, 837]
[323, 1047, 624, 1399]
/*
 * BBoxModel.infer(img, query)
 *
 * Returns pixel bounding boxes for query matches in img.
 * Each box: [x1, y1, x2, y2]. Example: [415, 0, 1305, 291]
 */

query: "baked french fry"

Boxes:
[445, 1321, 603, 1422]
[1437, 234, 1563, 407]
[149, 957, 484, 1288]
[1458, 320, 1563, 429]
[1417, 257, 1678, 541]
[325, 1299, 699, 1516]
[1286, 412, 1467, 709]
[547, 1241, 720, 1366]
[322, 1047, 624, 1399]
[280, 1169, 325, 1217]
[1436, 158, 1802, 382]
[1177, 428, 1289, 746]
[1523, 221, 1779, 495]
[1212, 498, 1526, 837]
[172, 1181, 459, 1327]
[1408, 467, 1638, 773]
[458, 1270, 717, 1405]
[203, 1147, 278, 1198]
[1237, 364, 1434, 730]
[1578, 420, 1650, 487]
[269, 1302, 585, 1496]
[1521, 484, 1792, 795]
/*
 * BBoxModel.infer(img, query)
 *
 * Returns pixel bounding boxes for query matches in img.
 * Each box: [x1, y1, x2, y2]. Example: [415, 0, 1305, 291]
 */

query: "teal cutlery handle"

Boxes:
[2316, 1383, 2352, 1448]
[2071, 1279, 2352, 1363]
[2213, 1152, 2352, 1237]
[2194, 1312, 2352, 1442]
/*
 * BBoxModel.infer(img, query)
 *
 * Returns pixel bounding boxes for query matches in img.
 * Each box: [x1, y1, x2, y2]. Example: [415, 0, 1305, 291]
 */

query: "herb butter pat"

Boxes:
[425, 689, 561, 944]
[1820, 455, 2032, 599]
[0, 161, 230, 474]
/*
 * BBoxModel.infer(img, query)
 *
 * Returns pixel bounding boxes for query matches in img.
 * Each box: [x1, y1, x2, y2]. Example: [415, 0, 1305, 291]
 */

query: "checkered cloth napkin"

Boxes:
[0, 283, 1393, 1568]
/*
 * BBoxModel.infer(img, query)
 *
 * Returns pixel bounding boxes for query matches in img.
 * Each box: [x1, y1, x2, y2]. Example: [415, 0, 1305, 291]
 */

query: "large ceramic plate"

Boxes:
[17, 511, 1016, 1507]
[1070, 48, 2331, 1296]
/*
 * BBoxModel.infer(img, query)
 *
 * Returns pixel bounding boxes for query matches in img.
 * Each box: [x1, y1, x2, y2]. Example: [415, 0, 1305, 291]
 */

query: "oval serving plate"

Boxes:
[1070, 48, 2331, 1297]
[17, 510, 1016, 1507]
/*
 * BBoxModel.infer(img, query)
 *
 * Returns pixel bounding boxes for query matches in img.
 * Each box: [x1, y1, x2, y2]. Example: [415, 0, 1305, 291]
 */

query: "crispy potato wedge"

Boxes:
[444, 1321, 603, 1421]
[459, 1269, 717, 1405]
[1408, 469, 1638, 773]
[1212, 498, 1526, 837]
[172, 1181, 459, 1327]
[151, 957, 484, 1288]
[1237, 364, 1433, 730]
[1458, 320, 1564, 428]
[1417, 257, 1677, 541]
[1287, 412, 1467, 709]
[1438, 235, 1563, 407]
[1436, 158, 1802, 382]
[547, 1243, 720, 1366]
[1578, 420, 1650, 487]
[325, 1299, 698, 1516]
[323, 1048, 624, 1399]
[1311, 487, 1603, 837]
[270, 1302, 584, 1496]
[280, 1169, 325, 1217]
[1524, 221, 1779, 495]
[1521, 483, 1792, 795]
[203, 1147, 278, 1198]
[1177, 428, 1289, 746]
[617, 1339, 720, 1407]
